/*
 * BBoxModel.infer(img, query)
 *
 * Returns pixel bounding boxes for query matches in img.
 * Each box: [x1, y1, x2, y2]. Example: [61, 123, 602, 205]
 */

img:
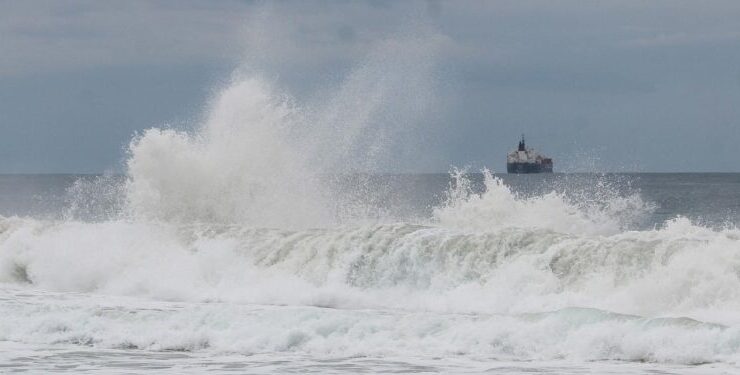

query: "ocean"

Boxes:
[1, 172, 739, 374]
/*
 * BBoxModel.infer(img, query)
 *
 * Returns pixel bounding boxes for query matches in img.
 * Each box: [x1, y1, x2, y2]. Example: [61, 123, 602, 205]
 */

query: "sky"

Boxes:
[1, 0, 739, 173]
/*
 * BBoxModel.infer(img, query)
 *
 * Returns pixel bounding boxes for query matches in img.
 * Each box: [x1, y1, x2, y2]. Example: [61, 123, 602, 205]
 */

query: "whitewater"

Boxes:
[2, 33, 740, 374]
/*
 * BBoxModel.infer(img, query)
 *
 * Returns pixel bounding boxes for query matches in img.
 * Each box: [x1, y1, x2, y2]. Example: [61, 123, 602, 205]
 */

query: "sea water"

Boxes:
[0, 172, 739, 374]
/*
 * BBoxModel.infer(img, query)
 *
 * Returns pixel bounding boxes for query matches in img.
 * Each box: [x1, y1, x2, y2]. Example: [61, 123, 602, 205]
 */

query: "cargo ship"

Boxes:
[506, 135, 553, 173]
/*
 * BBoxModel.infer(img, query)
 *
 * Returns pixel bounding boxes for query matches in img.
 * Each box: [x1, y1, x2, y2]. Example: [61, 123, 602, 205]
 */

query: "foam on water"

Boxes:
[1, 205, 739, 315]
[1, 276, 739, 366]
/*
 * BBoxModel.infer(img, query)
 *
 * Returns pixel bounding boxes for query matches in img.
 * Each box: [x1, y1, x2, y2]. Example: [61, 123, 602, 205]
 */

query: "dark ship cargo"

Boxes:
[506, 135, 553, 173]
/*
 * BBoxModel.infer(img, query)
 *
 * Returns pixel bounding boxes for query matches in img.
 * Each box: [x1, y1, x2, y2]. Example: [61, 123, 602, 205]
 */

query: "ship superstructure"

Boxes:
[506, 135, 553, 173]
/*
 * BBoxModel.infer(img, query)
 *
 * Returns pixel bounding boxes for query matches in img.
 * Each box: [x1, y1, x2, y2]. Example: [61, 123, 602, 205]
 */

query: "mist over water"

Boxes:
[1, 22, 740, 374]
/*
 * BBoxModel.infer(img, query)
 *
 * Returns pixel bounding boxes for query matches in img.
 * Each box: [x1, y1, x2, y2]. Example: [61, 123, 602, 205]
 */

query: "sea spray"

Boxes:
[124, 26, 443, 228]
[434, 169, 651, 235]
[124, 77, 328, 227]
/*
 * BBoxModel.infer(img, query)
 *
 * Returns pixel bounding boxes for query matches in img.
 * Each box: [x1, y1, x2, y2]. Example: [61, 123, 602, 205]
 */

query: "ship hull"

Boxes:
[506, 162, 553, 174]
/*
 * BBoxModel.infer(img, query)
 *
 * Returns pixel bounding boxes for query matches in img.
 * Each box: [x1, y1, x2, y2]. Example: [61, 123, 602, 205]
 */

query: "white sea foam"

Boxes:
[0, 288, 738, 366]
[2, 209, 739, 316]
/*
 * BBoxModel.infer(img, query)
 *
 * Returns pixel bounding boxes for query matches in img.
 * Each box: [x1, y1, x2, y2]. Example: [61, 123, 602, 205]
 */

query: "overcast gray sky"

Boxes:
[1, 0, 739, 173]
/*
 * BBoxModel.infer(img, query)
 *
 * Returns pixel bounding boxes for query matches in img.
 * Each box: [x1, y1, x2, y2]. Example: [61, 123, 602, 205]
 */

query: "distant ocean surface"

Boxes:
[1, 172, 739, 374]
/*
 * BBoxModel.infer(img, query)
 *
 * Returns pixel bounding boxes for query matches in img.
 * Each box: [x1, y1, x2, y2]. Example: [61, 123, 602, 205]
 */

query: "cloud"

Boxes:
[624, 30, 740, 47]
[0, 1, 250, 77]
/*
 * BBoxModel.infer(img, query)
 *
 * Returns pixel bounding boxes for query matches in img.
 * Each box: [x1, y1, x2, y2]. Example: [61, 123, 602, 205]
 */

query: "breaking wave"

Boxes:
[1, 206, 739, 317]
[2, 163, 739, 365]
